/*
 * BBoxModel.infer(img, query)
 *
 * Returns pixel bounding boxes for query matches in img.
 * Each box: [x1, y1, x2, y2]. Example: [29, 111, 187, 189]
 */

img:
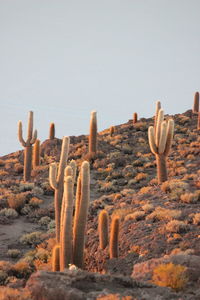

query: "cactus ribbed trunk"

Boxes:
[52, 244, 60, 271]
[33, 139, 40, 168]
[156, 154, 168, 184]
[133, 113, 138, 124]
[89, 111, 97, 154]
[60, 177, 73, 271]
[73, 162, 90, 268]
[24, 146, 32, 181]
[98, 210, 109, 250]
[55, 185, 63, 243]
[49, 123, 55, 139]
[109, 217, 119, 259]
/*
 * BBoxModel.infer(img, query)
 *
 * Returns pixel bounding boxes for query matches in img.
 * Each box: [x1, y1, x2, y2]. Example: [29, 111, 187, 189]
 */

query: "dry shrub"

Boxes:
[0, 170, 8, 176]
[193, 213, 200, 225]
[152, 262, 188, 291]
[146, 207, 181, 222]
[0, 287, 31, 300]
[142, 204, 154, 213]
[14, 163, 23, 174]
[97, 295, 133, 300]
[138, 186, 152, 195]
[125, 211, 145, 221]
[180, 192, 199, 204]
[161, 179, 189, 193]
[11, 261, 32, 278]
[7, 193, 27, 211]
[0, 159, 5, 166]
[112, 208, 133, 219]
[29, 197, 43, 208]
[166, 220, 189, 233]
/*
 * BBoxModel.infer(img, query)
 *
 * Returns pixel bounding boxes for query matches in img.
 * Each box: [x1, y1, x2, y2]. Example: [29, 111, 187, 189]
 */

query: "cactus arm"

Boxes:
[27, 111, 33, 141]
[64, 166, 73, 178]
[49, 163, 58, 190]
[158, 121, 167, 154]
[164, 119, 174, 156]
[154, 101, 161, 132]
[18, 121, 26, 147]
[148, 126, 158, 155]
[57, 136, 70, 183]
[30, 129, 37, 144]
[155, 109, 164, 146]
[69, 160, 77, 183]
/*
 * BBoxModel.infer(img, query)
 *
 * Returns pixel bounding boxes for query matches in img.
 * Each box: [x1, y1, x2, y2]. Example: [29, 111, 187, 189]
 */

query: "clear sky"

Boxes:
[0, 0, 200, 155]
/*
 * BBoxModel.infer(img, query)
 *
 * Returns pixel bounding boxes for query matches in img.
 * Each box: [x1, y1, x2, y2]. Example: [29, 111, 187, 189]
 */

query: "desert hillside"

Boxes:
[0, 107, 199, 300]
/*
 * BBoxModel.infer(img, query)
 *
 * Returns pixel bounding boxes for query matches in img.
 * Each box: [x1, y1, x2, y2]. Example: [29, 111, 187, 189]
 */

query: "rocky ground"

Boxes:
[0, 109, 199, 299]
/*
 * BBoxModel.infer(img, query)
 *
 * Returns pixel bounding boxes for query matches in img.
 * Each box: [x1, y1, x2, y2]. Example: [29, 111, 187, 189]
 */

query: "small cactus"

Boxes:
[109, 216, 120, 259]
[73, 161, 90, 268]
[110, 126, 115, 137]
[60, 175, 74, 271]
[49, 136, 70, 243]
[193, 92, 199, 113]
[133, 113, 138, 124]
[49, 123, 55, 139]
[148, 107, 174, 183]
[33, 139, 40, 168]
[98, 210, 109, 250]
[18, 111, 37, 181]
[89, 111, 97, 155]
[52, 244, 60, 271]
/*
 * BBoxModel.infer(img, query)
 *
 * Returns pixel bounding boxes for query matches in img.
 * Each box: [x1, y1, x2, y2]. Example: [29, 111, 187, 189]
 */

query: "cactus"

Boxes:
[98, 210, 109, 250]
[69, 160, 77, 183]
[133, 112, 138, 124]
[52, 244, 60, 271]
[49, 136, 70, 242]
[148, 108, 174, 183]
[109, 216, 120, 259]
[89, 111, 97, 155]
[198, 112, 200, 130]
[33, 139, 40, 168]
[60, 175, 74, 271]
[154, 101, 161, 132]
[73, 161, 90, 268]
[73, 173, 81, 239]
[110, 126, 115, 137]
[193, 92, 199, 113]
[18, 111, 37, 181]
[49, 123, 55, 139]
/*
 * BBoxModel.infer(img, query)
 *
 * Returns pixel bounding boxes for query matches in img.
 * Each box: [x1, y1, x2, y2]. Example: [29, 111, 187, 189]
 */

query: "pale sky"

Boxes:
[0, 0, 200, 155]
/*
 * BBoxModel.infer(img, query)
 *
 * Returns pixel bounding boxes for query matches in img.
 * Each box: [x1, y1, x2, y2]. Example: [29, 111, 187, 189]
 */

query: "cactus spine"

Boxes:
[49, 136, 70, 243]
[52, 244, 60, 271]
[60, 175, 74, 271]
[18, 111, 37, 181]
[133, 112, 138, 124]
[148, 108, 174, 183]
[49, 123, 55, 139]
[73, 161, 90, 268]
[33, 139, 40, 168]
[193, 92, 199, 113]
[89, 111, 97, 155]
[98, 210, 109, 250]
[109, 216, 120, 258]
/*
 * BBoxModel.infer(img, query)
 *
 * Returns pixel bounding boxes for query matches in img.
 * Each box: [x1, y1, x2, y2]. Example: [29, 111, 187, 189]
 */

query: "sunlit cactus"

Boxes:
[193, 92, 199, 113]
[148, 107, 174, 183]
[109, 216, 120, 259]
[18, 111, 37, 181]
[73, 161, 90, 268]
[133, 112, 138, 124]
[98, 210, 109, 250]
[110, 126, 115, 137]
[49, 136, 70, 243]
[49, 123, 55, 139]
[33, 139, 40, 168]
[52, 244, 60, 272]
[89, 111, 97, 155]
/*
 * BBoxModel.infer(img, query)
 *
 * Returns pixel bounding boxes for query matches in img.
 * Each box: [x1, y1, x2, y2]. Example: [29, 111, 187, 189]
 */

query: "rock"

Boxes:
[26, 269, 181, 300]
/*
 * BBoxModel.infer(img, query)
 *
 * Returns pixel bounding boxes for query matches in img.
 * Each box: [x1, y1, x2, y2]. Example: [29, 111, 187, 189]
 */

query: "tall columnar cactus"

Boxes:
[49, 136, 70, 243]
[69, 160, 77, 183]
[89, 111, 97, 155]
[73, 161, 90, 268]
[49, 123, 55, 139]
[110, 126, 115, 137]
[98, 210, 109, 250]
[133, 112, 138, 124]
[52, 244, 60, 271]
[33, 139, 40, 168]
[193, 92, 199, 113]
[109, 216, 120, 259]
[154, 101, 161, 132]
[73, 173, 81, 239]
[60, 175, 74, 271]
[148, 109, 174, 184]
[18, 111, 37, 181]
